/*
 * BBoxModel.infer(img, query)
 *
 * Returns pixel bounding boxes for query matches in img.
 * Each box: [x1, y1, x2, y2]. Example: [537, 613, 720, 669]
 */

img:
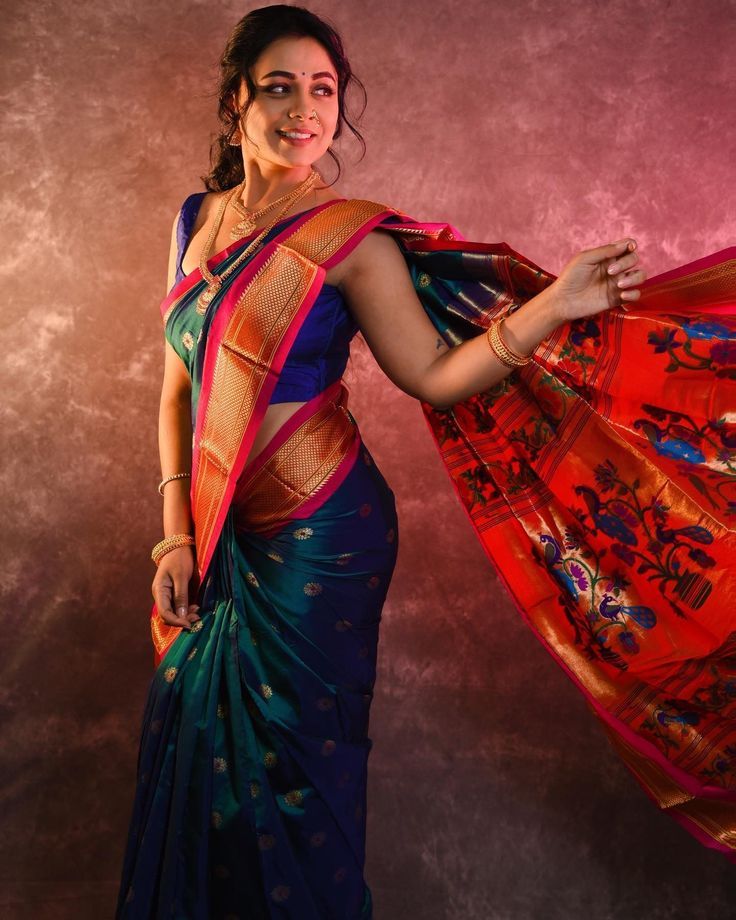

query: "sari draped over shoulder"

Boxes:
[117, 196, 736, 918]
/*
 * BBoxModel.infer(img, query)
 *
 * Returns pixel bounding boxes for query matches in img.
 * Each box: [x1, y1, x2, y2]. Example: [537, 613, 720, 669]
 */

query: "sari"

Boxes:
[117, 197, 736, 918]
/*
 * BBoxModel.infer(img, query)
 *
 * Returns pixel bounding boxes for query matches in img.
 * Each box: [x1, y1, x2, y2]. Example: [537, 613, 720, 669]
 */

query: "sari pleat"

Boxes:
[119, 394, 399, 918]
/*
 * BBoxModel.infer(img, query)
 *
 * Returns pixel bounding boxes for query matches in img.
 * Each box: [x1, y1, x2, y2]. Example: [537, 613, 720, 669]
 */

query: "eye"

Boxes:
[262, 83, 334, 96]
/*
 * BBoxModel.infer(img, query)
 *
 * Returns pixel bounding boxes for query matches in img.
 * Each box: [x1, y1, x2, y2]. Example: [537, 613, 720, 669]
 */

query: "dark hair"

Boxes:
[201, 4, 367, 192]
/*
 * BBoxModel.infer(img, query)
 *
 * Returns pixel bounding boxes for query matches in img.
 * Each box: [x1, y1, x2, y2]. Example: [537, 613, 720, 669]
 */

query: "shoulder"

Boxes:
[168, 189, 215, 237]
[329, 199, 406, 287]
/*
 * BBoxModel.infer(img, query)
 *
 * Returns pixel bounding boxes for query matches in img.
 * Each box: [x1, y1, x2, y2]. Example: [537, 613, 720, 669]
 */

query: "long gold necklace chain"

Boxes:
[195, 169, 320, 314]
[229, 181, 304, 239]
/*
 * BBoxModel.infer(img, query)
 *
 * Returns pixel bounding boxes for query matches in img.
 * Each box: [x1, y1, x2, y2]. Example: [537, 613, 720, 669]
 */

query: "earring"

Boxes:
[229, 129, 241, 146]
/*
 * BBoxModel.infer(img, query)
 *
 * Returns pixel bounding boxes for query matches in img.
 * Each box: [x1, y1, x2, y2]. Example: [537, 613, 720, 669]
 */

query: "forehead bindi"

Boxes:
[256, 37, 336, 83]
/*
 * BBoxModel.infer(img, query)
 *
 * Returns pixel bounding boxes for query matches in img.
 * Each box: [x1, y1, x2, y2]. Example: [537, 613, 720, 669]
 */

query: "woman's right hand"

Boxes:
[152, 545, 201, 630]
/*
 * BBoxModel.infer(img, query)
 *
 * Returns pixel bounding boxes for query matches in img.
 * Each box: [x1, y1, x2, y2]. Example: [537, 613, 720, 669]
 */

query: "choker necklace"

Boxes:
[228, 180, 312, 240]
[195, 169, 320, 314]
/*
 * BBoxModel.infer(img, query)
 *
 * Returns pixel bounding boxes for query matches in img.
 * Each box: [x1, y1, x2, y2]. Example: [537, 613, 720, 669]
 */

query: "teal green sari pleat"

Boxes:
[117, 436, 399, 919]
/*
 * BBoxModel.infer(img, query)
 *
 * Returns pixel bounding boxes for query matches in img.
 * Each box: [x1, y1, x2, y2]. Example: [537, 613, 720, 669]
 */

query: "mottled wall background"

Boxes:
[3, 0, 736, 916]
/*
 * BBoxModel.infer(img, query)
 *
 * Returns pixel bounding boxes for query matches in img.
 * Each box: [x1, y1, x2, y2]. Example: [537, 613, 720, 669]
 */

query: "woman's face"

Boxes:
[236, 35, 339, 170]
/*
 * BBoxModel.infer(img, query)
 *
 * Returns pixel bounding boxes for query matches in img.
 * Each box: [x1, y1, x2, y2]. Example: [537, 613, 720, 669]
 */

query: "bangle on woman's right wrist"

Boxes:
[151, 533, 195, 566]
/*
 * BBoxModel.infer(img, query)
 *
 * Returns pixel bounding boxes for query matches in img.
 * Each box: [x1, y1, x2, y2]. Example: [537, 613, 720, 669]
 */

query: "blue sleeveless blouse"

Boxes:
[174, 192, 359, 404]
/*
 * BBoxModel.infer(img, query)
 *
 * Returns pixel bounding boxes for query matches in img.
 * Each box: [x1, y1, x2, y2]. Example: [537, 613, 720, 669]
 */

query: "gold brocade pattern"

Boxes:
[192, 247, 321, 581]
[638, 255, 736, 309]
[284, 199, 396, 262]
[232, 388, 356, 534]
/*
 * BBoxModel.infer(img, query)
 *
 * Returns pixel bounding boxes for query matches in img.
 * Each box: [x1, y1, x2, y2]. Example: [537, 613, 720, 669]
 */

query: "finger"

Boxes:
[172, 586, 192, 629]
[152, 584, 185, 628]
[615, 268, 647, 288]
[154, 590, 189, 627]
[585, 238, 637, 266]
[607, 251, 639, 276]
[186, 604, 201, 624]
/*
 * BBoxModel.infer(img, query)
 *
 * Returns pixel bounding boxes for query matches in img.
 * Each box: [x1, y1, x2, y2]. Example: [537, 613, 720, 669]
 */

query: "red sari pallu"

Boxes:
[151, 198, 736, 865]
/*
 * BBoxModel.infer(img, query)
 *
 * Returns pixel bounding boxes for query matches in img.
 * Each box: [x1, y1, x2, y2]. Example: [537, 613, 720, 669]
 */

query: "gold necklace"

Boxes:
[195, 169, 320, 314]
[229, 180, 310, 240]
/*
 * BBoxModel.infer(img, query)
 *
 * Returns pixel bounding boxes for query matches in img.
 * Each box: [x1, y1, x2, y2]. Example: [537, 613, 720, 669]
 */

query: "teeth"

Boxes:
[281, 131, 312, 139]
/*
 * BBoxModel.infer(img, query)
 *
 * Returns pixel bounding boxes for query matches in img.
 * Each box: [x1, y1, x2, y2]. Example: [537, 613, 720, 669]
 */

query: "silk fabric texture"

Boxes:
[117, 197, 736, 919]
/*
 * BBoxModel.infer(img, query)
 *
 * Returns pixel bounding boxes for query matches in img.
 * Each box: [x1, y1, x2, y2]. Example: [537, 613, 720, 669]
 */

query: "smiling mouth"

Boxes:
[278, 130, 316, 140]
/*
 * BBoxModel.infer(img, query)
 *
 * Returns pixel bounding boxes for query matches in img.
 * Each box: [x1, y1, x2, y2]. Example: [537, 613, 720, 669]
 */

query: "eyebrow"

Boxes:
[260, 70, 336, 82]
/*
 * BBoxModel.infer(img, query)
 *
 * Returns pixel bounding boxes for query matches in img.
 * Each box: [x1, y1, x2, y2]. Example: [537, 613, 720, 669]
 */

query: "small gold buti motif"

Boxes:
[271, 885, 291, 903]
[211, 811, 223, 829]
[263, 750, 278, 768]
[181, 331, 195, 351]
[293, 527, 314, 540]
[267, 551, 284, 563]
[418, 272, 431, 287]
[217, 703, 227, 719]
[303, 582, 323, 596]
[213, 757, 228, 773]
[191, 619, 204, 633]
[336, 552, 353, 566]
[187, 647, 198, 660]
[260, 683, 273, 700]
[246, 571, 260, 587]
[250, 781, 261, 798]
[163, 666, 177, 683]
[283, 789, 303, 807]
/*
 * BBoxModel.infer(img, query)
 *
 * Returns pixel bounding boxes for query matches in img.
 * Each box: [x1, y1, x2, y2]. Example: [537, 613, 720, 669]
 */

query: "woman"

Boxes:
[117, 4, 736, 918]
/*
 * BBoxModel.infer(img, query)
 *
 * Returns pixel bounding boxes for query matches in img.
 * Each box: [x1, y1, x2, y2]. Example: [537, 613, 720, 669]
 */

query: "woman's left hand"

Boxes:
[551, 237, 647, 323]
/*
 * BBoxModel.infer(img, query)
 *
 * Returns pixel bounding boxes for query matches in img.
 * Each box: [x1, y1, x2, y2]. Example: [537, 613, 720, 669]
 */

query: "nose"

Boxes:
[288, 85, 313, 119]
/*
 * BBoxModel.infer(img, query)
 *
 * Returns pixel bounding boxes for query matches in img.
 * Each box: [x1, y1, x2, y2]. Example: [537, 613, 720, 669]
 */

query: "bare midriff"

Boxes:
[244, 400, 307, 470]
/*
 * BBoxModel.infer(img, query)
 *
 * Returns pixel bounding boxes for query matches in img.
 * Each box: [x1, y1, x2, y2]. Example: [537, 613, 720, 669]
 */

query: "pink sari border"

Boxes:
[234, 379, 361, 539]
[160, 198, 348, 317]
[319, 210, 463, 268]
[669, 810, 736, 863]
[194, 266, 328, 584]
[639, 244, 736, 287]
[240, 378, 345, 481]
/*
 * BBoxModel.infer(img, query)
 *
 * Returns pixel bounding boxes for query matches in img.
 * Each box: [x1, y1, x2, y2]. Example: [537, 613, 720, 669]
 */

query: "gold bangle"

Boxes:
[485, 318, 534, 368]
[151, 533, 195, 566]
[158, 472, 191, 496]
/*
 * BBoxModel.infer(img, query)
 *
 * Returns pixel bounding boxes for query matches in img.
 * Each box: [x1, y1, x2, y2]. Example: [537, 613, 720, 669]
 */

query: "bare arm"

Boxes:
[151, 210, 200, 632]
[338, 229, 645, 409]
[160, 209, 194, 537]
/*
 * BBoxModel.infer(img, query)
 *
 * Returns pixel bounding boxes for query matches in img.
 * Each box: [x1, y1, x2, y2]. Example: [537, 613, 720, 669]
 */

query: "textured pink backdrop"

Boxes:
[3, 0, 736, 917]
